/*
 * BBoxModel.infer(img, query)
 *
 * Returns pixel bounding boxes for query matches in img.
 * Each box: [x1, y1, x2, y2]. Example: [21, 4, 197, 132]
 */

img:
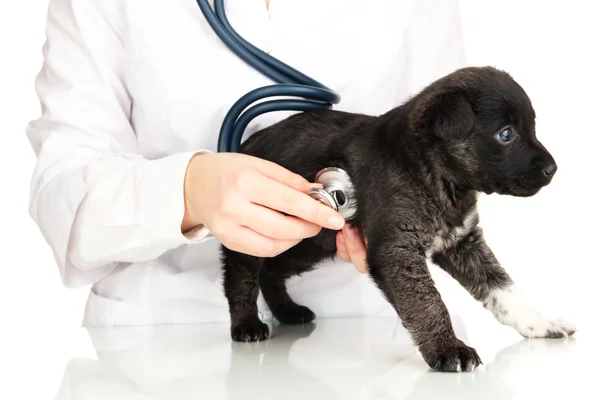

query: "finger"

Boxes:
[250, 174, 345, 231]
[221, 225, 301, 258]
[342, 225, 369, 273]
[242, 203, 322, 240]
[336, 231, 351, 263]
[253, 157, 317, 192]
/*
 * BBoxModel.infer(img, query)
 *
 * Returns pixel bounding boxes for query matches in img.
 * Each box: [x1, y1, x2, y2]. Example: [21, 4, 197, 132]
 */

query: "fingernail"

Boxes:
[329, 216, 344, 229]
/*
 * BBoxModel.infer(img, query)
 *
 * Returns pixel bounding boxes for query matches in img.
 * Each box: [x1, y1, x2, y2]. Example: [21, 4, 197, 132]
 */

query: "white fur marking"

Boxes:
[426, 210, 478, 258]
[484, 284, 576, 338]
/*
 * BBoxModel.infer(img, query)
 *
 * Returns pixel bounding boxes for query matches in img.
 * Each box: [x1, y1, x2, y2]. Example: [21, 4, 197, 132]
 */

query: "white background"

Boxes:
[0, 0, 599, 398]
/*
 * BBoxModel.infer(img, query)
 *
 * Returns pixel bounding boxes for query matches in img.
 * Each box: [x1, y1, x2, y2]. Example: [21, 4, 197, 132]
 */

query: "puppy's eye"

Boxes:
[496, 127, 514, 143]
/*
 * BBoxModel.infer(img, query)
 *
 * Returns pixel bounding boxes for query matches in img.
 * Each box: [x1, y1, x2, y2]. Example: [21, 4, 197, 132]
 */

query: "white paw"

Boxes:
[484, 285, 576, 339]
[514, 314, 576, 339]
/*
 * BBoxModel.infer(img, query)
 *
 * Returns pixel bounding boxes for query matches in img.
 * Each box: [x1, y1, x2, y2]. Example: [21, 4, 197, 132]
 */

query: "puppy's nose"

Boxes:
[543, 163, 557, 177]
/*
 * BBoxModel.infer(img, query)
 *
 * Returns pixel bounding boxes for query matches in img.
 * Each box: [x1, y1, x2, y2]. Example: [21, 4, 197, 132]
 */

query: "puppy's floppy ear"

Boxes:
[409, 88, 475, 140]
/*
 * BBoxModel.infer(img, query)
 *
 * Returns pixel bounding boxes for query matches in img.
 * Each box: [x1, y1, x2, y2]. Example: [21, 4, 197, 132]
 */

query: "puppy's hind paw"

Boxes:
[272, 304, 316, 325]
[231, 317, 270, 342]
[422, 339, 482, 373]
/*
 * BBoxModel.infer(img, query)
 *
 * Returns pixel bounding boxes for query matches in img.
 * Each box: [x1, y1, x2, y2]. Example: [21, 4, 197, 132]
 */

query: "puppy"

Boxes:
[221, 66, 576, 372]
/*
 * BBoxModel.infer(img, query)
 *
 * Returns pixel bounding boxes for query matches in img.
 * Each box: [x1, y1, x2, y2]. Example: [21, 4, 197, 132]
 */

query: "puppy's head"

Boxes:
[409, 66, 557, 197]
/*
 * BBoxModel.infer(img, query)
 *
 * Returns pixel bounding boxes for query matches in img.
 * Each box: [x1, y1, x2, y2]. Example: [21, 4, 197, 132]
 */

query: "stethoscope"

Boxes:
[195, 0, 357, 220]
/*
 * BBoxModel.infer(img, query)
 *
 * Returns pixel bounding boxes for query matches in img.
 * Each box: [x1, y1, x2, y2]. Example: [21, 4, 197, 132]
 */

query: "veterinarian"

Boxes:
[27, 0, 467, 327]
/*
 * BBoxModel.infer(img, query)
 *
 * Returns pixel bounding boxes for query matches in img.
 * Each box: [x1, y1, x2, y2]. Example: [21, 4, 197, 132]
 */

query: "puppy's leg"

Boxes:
[258, 237, 332, 325]
[259, 269, 316, 325]
[431, 225, 576, 338]
[222, 250, 270, 342]
[368, 241, 482, 372]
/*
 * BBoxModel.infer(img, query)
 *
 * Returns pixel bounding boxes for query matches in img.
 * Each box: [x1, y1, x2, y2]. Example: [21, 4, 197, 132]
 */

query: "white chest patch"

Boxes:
[425, 210, 478, 258]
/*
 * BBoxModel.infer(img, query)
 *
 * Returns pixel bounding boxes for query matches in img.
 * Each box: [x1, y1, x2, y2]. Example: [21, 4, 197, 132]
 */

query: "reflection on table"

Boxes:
[53, 316, 582, 400]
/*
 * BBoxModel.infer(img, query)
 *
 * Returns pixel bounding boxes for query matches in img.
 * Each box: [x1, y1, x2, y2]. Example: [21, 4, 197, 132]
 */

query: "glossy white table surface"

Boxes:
[5, 315, 596, 400]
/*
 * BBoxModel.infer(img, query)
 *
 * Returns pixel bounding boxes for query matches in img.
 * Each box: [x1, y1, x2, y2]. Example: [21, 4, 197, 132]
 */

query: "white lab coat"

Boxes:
[26, 0, 467, 327]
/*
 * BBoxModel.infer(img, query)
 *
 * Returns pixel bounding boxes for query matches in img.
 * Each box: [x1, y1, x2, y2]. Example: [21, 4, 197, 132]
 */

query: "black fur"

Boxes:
[220, 66, 558, 371]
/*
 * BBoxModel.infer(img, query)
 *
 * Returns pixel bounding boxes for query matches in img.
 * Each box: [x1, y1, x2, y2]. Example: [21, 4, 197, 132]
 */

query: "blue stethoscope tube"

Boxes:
[195, 0, 341, 153]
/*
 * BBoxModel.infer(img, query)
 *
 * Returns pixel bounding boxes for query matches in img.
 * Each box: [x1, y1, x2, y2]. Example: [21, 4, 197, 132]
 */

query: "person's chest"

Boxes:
[118, 0, 419, 158]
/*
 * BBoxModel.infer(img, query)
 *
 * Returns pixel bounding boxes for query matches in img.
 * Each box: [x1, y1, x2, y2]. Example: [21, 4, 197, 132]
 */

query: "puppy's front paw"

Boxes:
[231, 317, 270, 342]
[515, 314, 576, 339]
[421, 339, 482, 372]
[485, 285, 576, 339]
[273, 304, 316, 325]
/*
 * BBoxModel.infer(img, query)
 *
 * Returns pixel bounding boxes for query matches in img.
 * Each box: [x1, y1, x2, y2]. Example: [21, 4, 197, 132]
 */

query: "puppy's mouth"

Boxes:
[497, 177, 551, 197]
[505, 185, 542, 197]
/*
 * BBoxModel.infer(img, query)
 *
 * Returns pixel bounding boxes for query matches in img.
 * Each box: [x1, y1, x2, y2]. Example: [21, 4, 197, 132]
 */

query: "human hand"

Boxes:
[182, 152, 345, 257]
[336, 224, 369, 273]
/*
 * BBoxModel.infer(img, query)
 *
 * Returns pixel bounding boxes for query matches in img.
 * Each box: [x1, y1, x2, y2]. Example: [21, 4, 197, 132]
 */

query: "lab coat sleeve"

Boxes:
[26, 0, 211, 289]
[400, 0, 468, 99]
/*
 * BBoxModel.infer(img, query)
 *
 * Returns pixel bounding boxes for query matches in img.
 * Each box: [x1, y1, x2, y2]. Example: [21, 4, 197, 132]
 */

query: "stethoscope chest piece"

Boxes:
[307, 167, 357, 220]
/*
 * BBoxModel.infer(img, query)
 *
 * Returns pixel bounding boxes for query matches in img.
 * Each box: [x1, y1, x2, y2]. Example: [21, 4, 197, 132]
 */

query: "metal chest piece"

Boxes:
[306, 167, 357, 220]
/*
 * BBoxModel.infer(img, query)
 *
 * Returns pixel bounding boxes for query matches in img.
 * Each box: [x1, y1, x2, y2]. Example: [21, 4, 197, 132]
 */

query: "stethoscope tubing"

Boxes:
[195, 0, 341, 153]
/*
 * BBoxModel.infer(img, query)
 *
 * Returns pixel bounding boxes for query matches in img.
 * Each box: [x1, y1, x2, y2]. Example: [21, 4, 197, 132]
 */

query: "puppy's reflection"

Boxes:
[359, 335, 578, 400]
[54, 319, 385, 400]
[225, 322, 338, 399]
[53, 315, 578, 400]
[52, 317, 410, 400]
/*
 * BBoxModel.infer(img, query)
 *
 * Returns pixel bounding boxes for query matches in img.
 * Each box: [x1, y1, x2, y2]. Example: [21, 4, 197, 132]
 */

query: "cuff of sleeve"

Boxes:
[139, 150, 212, 248]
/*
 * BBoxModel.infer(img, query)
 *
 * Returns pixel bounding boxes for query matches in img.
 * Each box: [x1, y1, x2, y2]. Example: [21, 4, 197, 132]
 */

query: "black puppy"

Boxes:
[221, 66, 576, 372]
